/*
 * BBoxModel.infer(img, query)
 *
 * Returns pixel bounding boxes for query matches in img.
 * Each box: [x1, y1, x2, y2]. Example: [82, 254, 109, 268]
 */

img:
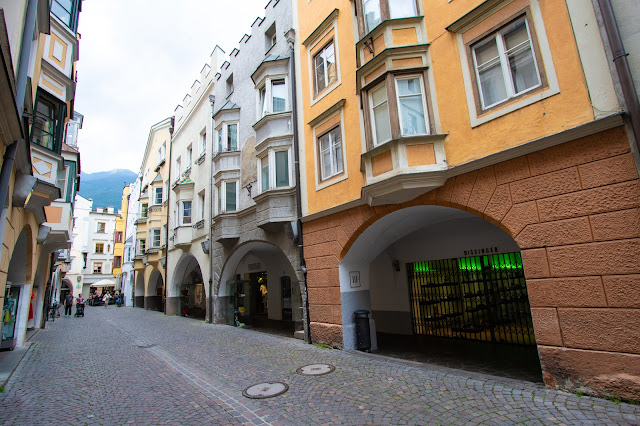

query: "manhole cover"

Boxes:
[296, 364, 335, 376]
[242, 382, 289, 399]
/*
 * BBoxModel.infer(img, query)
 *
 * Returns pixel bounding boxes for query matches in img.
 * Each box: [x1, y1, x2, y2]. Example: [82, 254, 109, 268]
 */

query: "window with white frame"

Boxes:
[318, 126, 344, 181]
[369, 84, 391, 145]
[199, 128, 207, 155]
[137, 239, 146, 255]
[216, 181, 237, 214]
[198, 191, 205, 220]
[149, 228, 161, 248]
[140, 203, 148, 218]
[395, 75, 429, 136]
[471, 17, 542, 111]
[314, 41, 337, 95]
[180, 200, 192, 225]
[157, 142, 166, 166]
[259, 79, 288, 118]
[93, 262, 102, 274]
[265, 22, 277, 53]
[186, 145, 192, 168]
[153, 186, 163, 205]
[216, 123, 238, 153]
[258, 149, 291, 192]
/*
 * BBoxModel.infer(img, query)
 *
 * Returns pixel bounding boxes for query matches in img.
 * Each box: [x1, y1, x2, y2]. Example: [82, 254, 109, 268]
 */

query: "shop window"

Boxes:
[216, 123, 238, 153]
[314, 40, 337, 95]
[470, 16, 543, 112]
[318, 126, 344, 182]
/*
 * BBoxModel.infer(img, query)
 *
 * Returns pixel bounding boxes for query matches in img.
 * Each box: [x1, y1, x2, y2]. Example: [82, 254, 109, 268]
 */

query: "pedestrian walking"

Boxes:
[64, 293, 73, 316]
[103, 292, 110, 308]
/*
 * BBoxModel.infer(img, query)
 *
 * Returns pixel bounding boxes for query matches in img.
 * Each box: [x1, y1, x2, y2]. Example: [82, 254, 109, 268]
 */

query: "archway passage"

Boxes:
[146, 270, 164, 312]
[218, 242, 303, 339]
[341, 205, 542, 382]
[134, 272, 145, 308]
[176, 256, 206, 320]
[2, 228, 31, 349]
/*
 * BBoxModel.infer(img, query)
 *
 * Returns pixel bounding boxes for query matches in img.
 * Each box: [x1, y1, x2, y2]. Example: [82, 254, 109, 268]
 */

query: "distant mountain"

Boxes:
[78, 169, 137, 209]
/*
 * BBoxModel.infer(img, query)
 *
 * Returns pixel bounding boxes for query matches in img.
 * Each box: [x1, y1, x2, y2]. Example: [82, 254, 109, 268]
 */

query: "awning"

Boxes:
[90, 279, 116, 287]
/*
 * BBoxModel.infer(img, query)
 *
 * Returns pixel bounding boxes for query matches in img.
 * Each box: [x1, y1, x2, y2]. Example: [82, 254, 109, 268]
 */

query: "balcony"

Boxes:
[253, 187, 296, 232]
[361, 135, 448, 206]
[212, 214, 240, 245]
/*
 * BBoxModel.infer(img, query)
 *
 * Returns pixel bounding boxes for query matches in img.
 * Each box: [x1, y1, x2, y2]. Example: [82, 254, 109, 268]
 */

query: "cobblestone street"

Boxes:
[0, 306, 638, 425]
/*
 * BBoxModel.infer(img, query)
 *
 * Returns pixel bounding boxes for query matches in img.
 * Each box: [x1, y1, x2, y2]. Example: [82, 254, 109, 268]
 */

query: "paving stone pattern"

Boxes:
[0, 307, 638, 425]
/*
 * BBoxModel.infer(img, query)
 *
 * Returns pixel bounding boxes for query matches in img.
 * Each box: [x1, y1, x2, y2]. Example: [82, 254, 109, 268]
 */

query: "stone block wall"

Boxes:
[303, 126, 640, 400]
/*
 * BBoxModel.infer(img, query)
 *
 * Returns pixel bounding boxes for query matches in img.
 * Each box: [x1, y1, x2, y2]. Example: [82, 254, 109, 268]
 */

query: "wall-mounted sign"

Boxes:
[463, 247, 499, 256]
[349, 271, 361, 288]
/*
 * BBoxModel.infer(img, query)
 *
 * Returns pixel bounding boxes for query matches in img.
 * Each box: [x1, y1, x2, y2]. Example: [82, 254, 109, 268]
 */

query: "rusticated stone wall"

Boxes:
[303, 126, 640, 400]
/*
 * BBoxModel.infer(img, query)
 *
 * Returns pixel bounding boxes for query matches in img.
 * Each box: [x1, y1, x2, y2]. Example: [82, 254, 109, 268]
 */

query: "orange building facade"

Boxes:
[295, 0, 639, 400]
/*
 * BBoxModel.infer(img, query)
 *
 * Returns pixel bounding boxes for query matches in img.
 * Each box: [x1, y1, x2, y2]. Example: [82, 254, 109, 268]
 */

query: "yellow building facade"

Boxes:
[112, 186, 129, 284]
[133, 118, 172, 310]
[296, 0, 639, 400]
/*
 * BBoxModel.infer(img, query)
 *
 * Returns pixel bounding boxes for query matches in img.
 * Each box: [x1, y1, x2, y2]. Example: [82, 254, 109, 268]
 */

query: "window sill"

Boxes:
[195, 152, 206, 165]
[252, 110, 292, 131]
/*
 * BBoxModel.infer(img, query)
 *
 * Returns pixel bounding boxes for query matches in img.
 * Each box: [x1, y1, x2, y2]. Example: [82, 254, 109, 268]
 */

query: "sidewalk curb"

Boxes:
[0, 342, 33, 390]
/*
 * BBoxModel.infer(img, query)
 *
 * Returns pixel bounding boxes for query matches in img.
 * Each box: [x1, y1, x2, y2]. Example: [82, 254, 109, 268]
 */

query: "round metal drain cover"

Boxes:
[242, 382, 289, 399]
[296, 364, 335, 376]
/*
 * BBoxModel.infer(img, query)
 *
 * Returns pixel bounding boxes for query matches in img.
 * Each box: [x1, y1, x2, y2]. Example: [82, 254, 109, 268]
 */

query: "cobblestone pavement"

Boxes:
[0, 307, 639, 425]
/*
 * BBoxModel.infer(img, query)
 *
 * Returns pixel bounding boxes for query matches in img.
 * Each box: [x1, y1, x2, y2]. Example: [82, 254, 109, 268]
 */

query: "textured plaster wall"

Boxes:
[303, 127, 640, 400]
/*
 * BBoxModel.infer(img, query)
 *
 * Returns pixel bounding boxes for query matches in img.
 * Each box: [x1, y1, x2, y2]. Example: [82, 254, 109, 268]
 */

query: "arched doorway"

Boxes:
[2, 227, 32, 349]
[340, 205, 541, 381]
[172, 255, 206, 320]
[134, 272, 145, 308]
[217, 242, 303, 338]
[60, 279, 73, 305]
[146, 270, 164, 312]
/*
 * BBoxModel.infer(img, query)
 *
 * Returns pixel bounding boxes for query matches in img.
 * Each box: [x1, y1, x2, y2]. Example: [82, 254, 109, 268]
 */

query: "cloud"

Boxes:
[74, 0, 268, 173]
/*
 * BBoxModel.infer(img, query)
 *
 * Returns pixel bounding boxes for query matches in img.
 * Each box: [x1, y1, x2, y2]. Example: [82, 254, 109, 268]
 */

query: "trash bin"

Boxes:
[354, 310, 371, 352]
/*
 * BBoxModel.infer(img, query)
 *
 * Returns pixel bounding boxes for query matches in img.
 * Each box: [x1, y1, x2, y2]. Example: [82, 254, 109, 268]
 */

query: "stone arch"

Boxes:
[134, 272, 145, 307]
[145, 269, 164, 312]
[170, 253, 204, 298]
[169, 253, 205, 319]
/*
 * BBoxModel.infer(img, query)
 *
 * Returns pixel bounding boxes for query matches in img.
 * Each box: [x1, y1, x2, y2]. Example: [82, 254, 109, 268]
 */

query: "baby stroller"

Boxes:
[74, 301, 85, 317]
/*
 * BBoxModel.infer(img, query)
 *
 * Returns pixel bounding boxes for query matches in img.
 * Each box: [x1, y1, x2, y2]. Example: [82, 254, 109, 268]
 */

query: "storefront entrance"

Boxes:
[407, 252, 534, 345]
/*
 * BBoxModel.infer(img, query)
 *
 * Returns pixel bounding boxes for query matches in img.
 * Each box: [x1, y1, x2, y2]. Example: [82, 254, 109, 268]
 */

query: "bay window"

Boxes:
[259, 78, 288, 118]
[358, 0, 419, 35]
[258, 149, 291, 193]
[318, 126, 344, 181]
[181, 201, 192, 225]
[216, 181, 238, 214]
[153, 187, 163, 205]
[150, 228, 161, 248]
[471, 17, 542, 111]
[31, 93, 66, 153]
[216, 123, 238, 153]
[364, 72, 432, 149]
[51, 0, 81, 32]
[137, 239, 146, 255]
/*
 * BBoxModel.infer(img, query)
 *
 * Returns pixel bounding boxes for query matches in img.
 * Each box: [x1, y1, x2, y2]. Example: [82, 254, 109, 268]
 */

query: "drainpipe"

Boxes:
[164, 117, 175, 314]
[208, 95, 215, 324]
[15, 0, 39, 119]
[596, 0, 640, 158]
[287, 30, 311, 344]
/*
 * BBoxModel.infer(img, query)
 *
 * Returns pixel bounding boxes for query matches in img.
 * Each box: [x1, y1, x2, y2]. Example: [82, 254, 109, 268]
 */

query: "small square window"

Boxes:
[95, 243, 104, 254]
[226, 74, 234, 97]
[265, 23, 277, 53]
[93, 262, 102, 274]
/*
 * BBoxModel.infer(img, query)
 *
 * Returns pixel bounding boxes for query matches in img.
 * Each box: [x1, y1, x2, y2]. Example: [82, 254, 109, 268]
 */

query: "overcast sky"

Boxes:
[74, 0, 269, 174]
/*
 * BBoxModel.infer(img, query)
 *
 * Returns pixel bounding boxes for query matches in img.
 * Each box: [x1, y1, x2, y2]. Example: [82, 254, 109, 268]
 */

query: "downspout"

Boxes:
[596, 0, 640, 157]
[15, 0, 39, 119]
[164, 117, 175, 314]
[208, 95, 215, 323]
[287, 30, 311, 344]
